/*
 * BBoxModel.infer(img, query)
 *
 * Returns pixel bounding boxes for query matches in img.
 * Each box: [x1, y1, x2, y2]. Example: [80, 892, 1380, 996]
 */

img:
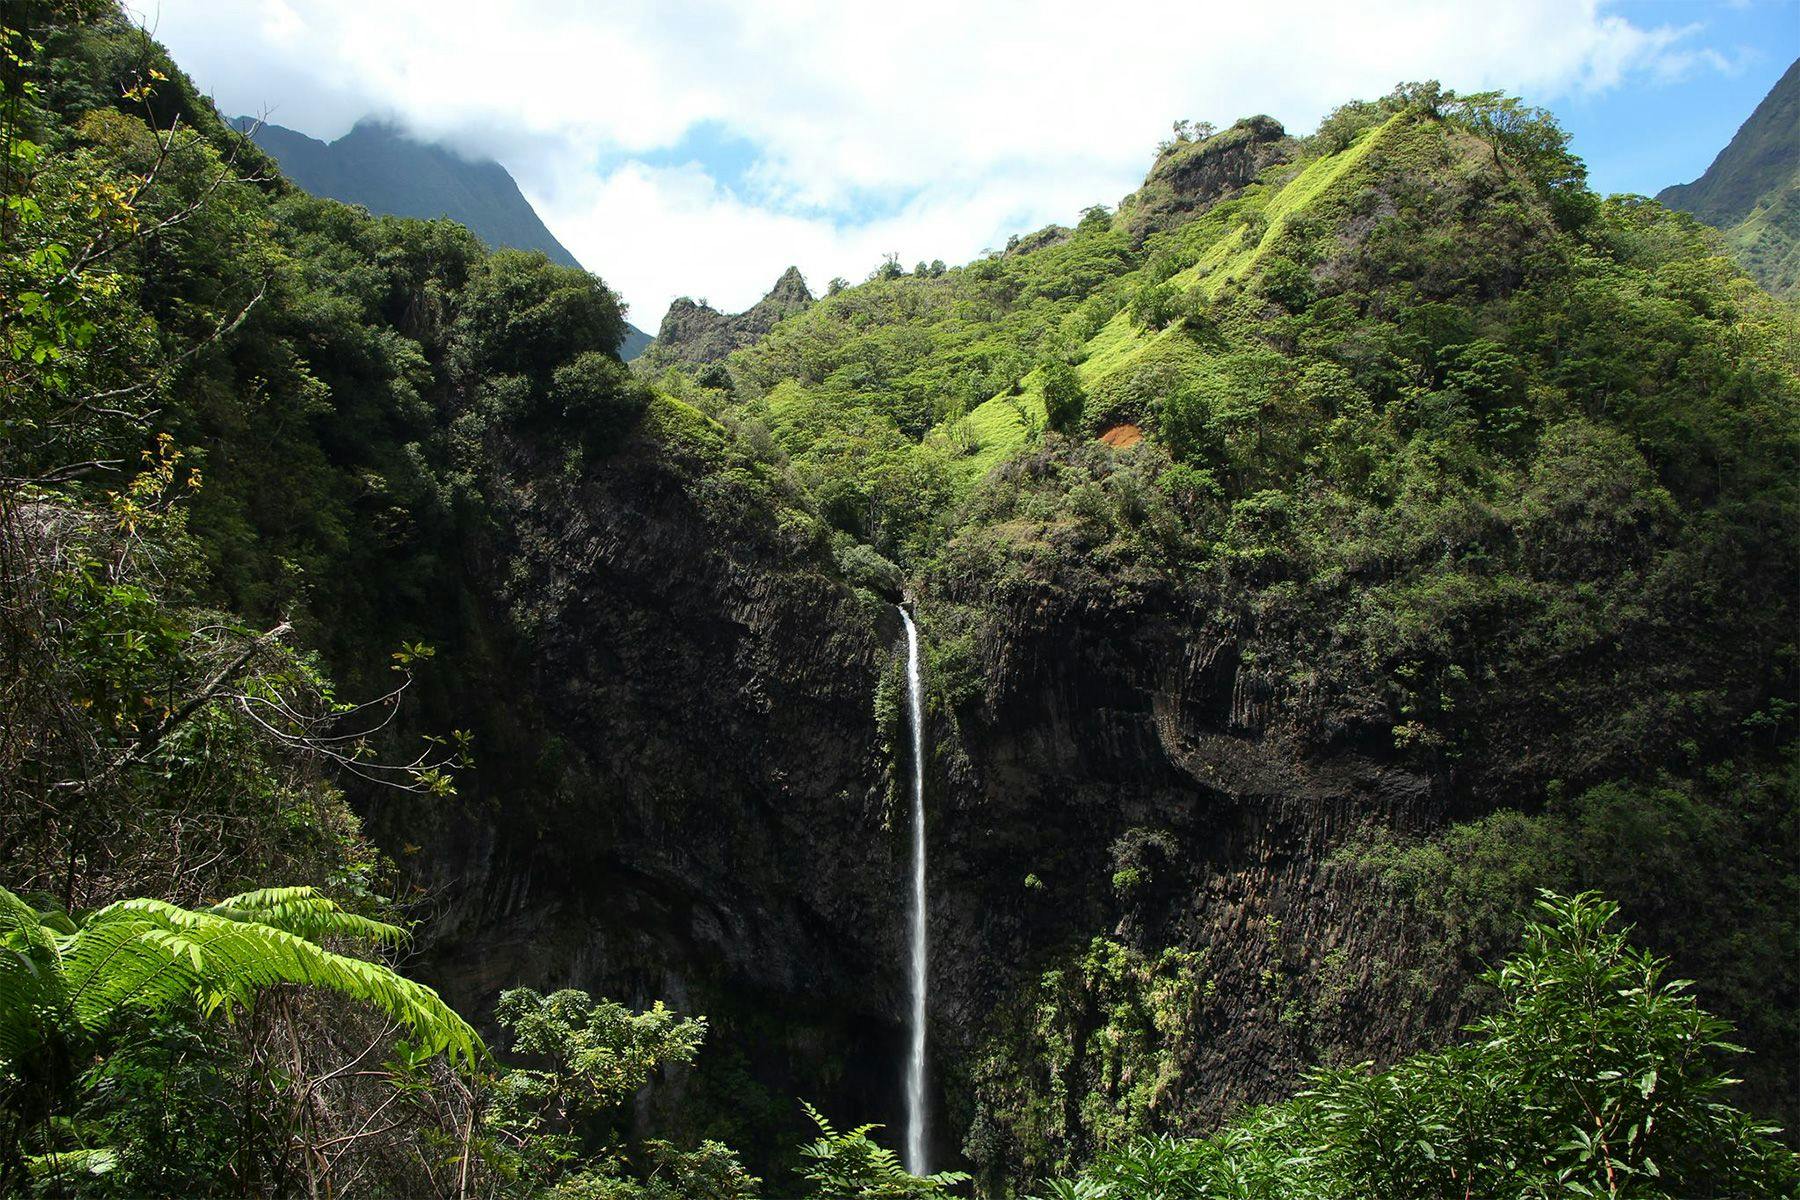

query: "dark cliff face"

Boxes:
[394, 423, 1455, 1172]
[914, 563, 1453, 1169]
[649, 266, 816, 367]
[343, 102, 1790, 1183]
[386, 404, 915, 1160]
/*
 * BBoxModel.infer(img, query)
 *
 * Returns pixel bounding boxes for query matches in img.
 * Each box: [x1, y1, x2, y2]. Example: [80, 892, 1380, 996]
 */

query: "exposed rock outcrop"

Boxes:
[647, 266, 815, 367]
[916, 555, 1452, 1177]
[382, 402, 910, 1166]
[1125, 115, 1296, 241]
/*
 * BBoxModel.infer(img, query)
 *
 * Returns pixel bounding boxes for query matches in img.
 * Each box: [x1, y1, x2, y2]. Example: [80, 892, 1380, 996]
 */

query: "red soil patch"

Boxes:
[1098, 423, 1144, 449]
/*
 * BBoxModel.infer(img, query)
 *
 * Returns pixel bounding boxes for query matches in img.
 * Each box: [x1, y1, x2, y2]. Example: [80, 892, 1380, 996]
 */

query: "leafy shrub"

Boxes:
[1041, 360, 1088, 433]
[551, 350, 651, 441]
[1038, 893, 1799, 1200]
[797, 1103, 968, 1198]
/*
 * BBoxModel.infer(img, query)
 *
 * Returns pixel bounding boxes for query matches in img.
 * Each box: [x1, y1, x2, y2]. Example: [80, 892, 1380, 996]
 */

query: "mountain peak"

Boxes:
[758, 266, 813, 313]
[1657, 58, 1799, 295]
[649, 268, 816, 368]
[1658, 58, 1798, 227]
[1127, 115, 1294, 241]
[769, 265, 810, 298]
[241, 115, 655, 356]
[240, 115, 581, 269]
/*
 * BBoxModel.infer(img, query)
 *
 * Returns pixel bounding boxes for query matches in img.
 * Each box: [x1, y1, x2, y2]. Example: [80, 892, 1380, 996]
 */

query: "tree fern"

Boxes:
[0, 884, 483, 1072]
[204, 885, 411, 946]
[798, 1100, 969, 1197]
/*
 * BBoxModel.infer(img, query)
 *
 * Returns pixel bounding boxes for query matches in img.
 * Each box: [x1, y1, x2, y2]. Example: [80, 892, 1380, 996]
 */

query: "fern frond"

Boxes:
[207, 886, 410, 946]
[48, 896, 484, 1066]
[0, 886, 70, 1065]
[0, 886, 58, 953]
[802, 1099, 838, 1139]
[25, 1147, 119, 1180]
[1, 885, 484, 1070]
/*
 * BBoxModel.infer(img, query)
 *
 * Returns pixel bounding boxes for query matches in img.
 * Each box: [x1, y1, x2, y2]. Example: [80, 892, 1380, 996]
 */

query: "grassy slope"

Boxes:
[931, 115, 1400, 482]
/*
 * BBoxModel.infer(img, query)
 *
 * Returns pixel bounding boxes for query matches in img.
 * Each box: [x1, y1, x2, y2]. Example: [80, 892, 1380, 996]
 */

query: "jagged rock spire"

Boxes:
[650, 266, 816, 367]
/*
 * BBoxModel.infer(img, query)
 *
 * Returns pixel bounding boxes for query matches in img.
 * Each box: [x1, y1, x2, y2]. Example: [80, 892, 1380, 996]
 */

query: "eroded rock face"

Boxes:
[394, 420, 1458, 1174]
[1127, 115, 1296, 241]
[649, 266, 816, 367]
[387, 415, 914, 1160]
[916, 559, 1456, 1178]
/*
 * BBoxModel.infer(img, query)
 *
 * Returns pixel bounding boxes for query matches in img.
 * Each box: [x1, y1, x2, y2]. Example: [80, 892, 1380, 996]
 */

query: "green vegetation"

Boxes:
[1036, 894, 1797, 1200]
[0, 5, 889, 1195]
[479, 988, 760, 1198]
[684, 73, 1797, 1189]
[1658, 58, 1798, 296]
[3, 2, 1797, 1196]
[798, 1105, 969, 1199]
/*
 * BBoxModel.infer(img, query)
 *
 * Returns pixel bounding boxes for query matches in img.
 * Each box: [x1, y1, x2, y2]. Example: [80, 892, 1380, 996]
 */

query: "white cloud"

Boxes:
[132, 0, 1710, 326]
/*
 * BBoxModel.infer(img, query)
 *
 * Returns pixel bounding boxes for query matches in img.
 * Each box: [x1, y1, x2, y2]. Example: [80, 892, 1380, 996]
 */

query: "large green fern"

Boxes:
[797, 1101, 969, 1197]
[0, 884, 483, 1071]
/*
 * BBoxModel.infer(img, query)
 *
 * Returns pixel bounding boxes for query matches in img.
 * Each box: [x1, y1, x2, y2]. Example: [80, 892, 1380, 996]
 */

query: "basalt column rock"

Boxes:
[384, 408, 911, 1167]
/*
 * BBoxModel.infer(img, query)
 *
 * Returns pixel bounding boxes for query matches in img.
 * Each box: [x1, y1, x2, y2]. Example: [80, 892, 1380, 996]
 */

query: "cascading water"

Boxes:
[898, 605, 930, 1176]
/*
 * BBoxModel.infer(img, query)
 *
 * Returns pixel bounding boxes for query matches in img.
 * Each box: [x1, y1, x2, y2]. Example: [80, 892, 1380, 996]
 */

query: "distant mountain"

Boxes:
[616, 324, 655, 361]
[644, 266, 814, 368]
[238, 117, 654, 357]
[1657, 58, 1799, 296]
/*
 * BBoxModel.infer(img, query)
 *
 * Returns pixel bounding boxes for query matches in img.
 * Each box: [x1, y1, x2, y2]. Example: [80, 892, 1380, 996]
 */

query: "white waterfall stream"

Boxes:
[898, 606, 929, 1176]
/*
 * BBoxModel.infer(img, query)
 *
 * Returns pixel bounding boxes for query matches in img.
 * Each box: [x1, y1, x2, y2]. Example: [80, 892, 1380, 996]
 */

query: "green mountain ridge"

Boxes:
[680, 92, 1800, 1181]
[1657, 57, 1800, 295]
[237, 115, 655, 357]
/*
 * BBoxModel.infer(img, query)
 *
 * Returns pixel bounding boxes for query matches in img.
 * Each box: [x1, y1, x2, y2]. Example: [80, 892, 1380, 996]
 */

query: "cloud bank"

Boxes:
[136, 0, 1710, 326]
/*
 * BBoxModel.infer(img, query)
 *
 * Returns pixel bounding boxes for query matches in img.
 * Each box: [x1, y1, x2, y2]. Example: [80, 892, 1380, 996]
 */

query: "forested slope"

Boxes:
[676, 89, 1799, 1184]
[236, 115, 656, 357]
[3, 4, 1796, 1197]
[3, 4, 893, 1191]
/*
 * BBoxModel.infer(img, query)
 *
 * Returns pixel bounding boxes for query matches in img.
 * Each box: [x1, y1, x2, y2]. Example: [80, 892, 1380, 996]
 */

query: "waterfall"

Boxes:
[898, 605, 930, 1176]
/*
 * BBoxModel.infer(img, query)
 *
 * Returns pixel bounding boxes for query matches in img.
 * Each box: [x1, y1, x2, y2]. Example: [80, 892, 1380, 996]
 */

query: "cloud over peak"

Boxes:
[138, 0, 1721, 325]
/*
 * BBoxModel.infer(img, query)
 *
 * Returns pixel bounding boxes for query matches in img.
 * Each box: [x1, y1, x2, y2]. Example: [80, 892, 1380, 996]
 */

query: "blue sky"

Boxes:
[140, 0, 1797, 328]
[1565, 1, 1796, 196]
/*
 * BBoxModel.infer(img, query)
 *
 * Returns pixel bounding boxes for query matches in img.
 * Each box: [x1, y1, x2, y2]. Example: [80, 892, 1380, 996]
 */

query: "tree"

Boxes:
[1446, 90, 1595, 229]
[1040, 360, 1086, 434]
[484, 988, 758, 1198]
[1312, 98, 1388, 153]
[456, 249, 626, 380]
[552, 348, 651, 442]
[1127, 281, 1179, 330]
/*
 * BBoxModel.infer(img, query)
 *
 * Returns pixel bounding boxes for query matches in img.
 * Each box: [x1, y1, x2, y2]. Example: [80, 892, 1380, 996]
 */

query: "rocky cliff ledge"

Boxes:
[647, 266, 815, 367]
